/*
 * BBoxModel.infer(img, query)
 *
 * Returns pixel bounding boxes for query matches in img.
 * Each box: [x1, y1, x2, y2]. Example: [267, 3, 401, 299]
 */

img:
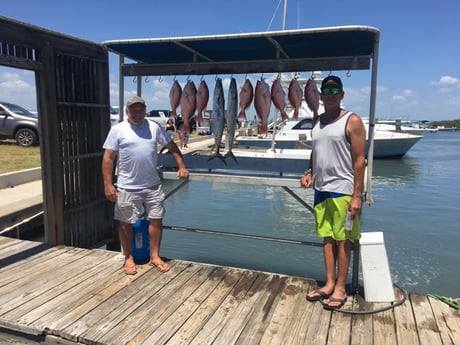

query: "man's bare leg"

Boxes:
[120, 222, 136, 275]
[148, 218, 170, 272]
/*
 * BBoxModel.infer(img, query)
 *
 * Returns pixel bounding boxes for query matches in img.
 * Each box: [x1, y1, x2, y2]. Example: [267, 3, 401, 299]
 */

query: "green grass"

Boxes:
[0, 140, 41, 173]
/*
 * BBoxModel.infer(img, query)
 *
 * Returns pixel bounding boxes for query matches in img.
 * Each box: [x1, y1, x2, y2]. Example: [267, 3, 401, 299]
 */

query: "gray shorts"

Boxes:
[114, 185, 165, 223]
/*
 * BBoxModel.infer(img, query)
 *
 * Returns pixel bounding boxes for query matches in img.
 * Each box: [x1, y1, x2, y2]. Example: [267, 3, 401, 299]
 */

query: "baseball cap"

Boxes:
[321, 75, 343, 89]
[126, 96, 146, 107]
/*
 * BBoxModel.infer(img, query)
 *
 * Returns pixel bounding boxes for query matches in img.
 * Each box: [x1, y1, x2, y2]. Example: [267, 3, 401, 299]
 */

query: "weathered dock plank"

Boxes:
[0, 236, 458, 345]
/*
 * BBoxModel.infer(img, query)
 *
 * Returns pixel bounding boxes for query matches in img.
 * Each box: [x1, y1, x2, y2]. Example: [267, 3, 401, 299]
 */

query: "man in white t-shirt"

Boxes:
[102, 96, 189, 275]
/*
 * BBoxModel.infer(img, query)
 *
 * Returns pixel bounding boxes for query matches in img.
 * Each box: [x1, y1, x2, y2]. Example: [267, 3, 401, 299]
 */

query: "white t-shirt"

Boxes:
[103, 119, 171, 189]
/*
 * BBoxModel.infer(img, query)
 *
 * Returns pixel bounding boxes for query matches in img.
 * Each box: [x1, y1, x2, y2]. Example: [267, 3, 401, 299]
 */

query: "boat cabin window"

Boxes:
[292, 118, 313, 130]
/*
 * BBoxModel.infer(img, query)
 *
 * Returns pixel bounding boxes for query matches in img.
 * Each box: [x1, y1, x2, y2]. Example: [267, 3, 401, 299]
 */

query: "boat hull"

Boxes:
[236, 133, 422, 159]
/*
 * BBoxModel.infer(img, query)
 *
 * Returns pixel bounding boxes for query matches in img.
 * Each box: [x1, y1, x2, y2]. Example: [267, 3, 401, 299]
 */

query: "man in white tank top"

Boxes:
[300, 76, 366, 309]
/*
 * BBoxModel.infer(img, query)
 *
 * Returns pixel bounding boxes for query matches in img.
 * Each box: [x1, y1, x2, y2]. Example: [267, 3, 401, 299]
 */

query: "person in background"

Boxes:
[102, 96, 189, 275]
[165, 118, 176, 141]
[300, 76, 366, 310]
[177, 123, 187, 149]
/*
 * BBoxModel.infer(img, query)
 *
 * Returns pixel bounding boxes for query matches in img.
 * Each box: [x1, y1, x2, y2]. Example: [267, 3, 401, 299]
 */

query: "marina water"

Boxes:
[161, 131, 460, 298]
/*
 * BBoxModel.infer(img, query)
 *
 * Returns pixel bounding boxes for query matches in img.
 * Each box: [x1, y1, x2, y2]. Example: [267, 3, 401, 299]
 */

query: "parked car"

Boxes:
[0, 101, 39, 146]
[147, 110, 171, 127]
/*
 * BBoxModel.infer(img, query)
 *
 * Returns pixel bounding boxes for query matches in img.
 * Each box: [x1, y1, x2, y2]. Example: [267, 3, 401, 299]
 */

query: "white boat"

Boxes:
[363, 119, 438, 135]
[236, 117, 423, 159]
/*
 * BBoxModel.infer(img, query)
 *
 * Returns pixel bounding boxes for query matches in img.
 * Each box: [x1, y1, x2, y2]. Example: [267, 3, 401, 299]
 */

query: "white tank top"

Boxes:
[311, 111, 354, 195]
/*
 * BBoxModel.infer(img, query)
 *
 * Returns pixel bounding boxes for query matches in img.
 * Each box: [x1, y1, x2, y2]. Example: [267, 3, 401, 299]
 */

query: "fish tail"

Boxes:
[292, 109, 299, 120]
[260, 123, 268, 134]
[208, 153, 227, 165]
[281, 111, 289, 121]
[171, 110, 177, 118]
[183, 122, 190, 133]
[238, 111, 246, 120]
[224, 150, 238, 163]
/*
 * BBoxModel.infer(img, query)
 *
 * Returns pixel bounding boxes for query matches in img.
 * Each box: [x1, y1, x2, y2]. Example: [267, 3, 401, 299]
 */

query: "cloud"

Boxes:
[432, 76, 460, 92]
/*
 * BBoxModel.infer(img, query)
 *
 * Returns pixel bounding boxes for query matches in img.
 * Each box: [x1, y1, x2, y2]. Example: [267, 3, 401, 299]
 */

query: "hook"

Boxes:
[215, 74, 219, 81]
[132, 76, 137, 83]
[310, 71, 315, 79]
[244, 73, 248, 79]
[200, 75, 204, 81]
[276, 72, 281, 80]
[346, 70, 351, 78]
[144, 76, 149, 83]
[158, 76, 163, 83]
[186, 75, 191, 81]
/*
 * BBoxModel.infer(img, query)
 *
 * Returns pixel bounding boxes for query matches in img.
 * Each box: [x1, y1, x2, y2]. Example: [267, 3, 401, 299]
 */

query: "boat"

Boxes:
[236, 117, 423, 159]
[363, 119, 438, 135]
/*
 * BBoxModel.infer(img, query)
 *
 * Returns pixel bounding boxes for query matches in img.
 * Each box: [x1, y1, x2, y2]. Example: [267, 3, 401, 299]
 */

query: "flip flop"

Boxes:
[149, 260, 170, 273]
[306, 289, 330, 302]
[123, 263, 137, 275]
[321, 296, 347, 310]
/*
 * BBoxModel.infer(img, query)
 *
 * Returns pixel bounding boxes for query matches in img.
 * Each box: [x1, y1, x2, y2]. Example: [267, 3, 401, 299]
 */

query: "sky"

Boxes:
[1, 0, 459, 121]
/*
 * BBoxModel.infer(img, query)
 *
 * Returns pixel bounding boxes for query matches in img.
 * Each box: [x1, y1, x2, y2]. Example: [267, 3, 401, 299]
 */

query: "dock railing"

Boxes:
[162, 171, 361, 294]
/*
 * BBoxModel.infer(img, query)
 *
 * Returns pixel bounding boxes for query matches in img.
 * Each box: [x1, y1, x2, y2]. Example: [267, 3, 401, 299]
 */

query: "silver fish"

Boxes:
[209, 78, 225, 163]
[224, 77, 238, 163]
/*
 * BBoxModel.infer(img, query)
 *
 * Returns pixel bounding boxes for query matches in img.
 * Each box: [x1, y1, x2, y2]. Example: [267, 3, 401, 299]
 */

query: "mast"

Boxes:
[282, 0, 288, 30]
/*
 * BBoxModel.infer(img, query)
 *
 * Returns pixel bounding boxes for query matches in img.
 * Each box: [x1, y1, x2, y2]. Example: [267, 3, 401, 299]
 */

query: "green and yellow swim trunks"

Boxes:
[313, 190, 360, 241]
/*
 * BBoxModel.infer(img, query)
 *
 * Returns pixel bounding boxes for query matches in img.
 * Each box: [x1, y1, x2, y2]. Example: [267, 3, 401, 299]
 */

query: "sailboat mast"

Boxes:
[282, 0, 288, 30]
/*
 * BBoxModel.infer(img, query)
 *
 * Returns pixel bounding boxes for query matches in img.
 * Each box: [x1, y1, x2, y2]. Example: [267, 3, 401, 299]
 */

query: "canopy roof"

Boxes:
[103, 25, 380, 76]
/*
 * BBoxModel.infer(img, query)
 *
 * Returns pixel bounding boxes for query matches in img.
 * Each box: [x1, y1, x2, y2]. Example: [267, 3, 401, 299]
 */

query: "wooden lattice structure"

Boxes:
[0, 16, 113, 247]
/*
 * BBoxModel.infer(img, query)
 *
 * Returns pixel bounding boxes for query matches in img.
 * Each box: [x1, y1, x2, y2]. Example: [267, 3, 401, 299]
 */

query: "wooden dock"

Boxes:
[0, 236, 458, 345]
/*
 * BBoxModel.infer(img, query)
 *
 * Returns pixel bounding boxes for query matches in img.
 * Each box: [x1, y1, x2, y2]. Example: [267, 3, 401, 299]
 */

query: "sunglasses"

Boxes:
[321, 88, 342, 95]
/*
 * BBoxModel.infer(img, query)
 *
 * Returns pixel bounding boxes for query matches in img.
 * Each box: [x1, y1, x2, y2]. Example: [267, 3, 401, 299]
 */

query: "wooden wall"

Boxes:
[0, 16, 114, 247]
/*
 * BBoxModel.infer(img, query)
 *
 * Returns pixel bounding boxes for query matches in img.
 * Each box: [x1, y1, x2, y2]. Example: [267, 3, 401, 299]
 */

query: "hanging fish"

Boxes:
[224, 77, 238, 163]
[179, 80, 197, 133]
[209, 78, 226, 163]
[195, 80, 209, 122]
[238, 78, 254, 120]
[169, 80, 182, 118]
[305, 78, 321, 123]
[254, 78, 271, 134]
[271, 78, 288, 121]
[288, 78, 302, 120]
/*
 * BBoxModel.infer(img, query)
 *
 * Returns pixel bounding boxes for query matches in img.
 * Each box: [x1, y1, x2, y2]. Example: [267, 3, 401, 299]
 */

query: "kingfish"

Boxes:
[209, 78, 225, 163]
[195, 80, 209, 122]
[254, 78, 271, 134]
[169, 80, 182, 118]
[224, 77, 238, 163]
[179, 80, 197, 133]
[238, 78, 254, 120]
[271, 79, 288, 121]
[288, 78, 302, 120]
[305, 78, 320, 123]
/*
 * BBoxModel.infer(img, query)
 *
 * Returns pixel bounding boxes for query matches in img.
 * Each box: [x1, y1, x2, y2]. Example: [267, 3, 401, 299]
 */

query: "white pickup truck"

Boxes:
[146, 110, 171, 127]
[110, 107, 171, 127]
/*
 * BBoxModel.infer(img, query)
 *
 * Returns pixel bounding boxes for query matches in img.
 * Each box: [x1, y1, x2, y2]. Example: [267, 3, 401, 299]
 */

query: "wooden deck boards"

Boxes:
[0, 236, 458, 345]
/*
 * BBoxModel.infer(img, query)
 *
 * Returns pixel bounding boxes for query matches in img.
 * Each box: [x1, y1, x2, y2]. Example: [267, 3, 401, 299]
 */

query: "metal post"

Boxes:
[351, 239, 360, 294]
